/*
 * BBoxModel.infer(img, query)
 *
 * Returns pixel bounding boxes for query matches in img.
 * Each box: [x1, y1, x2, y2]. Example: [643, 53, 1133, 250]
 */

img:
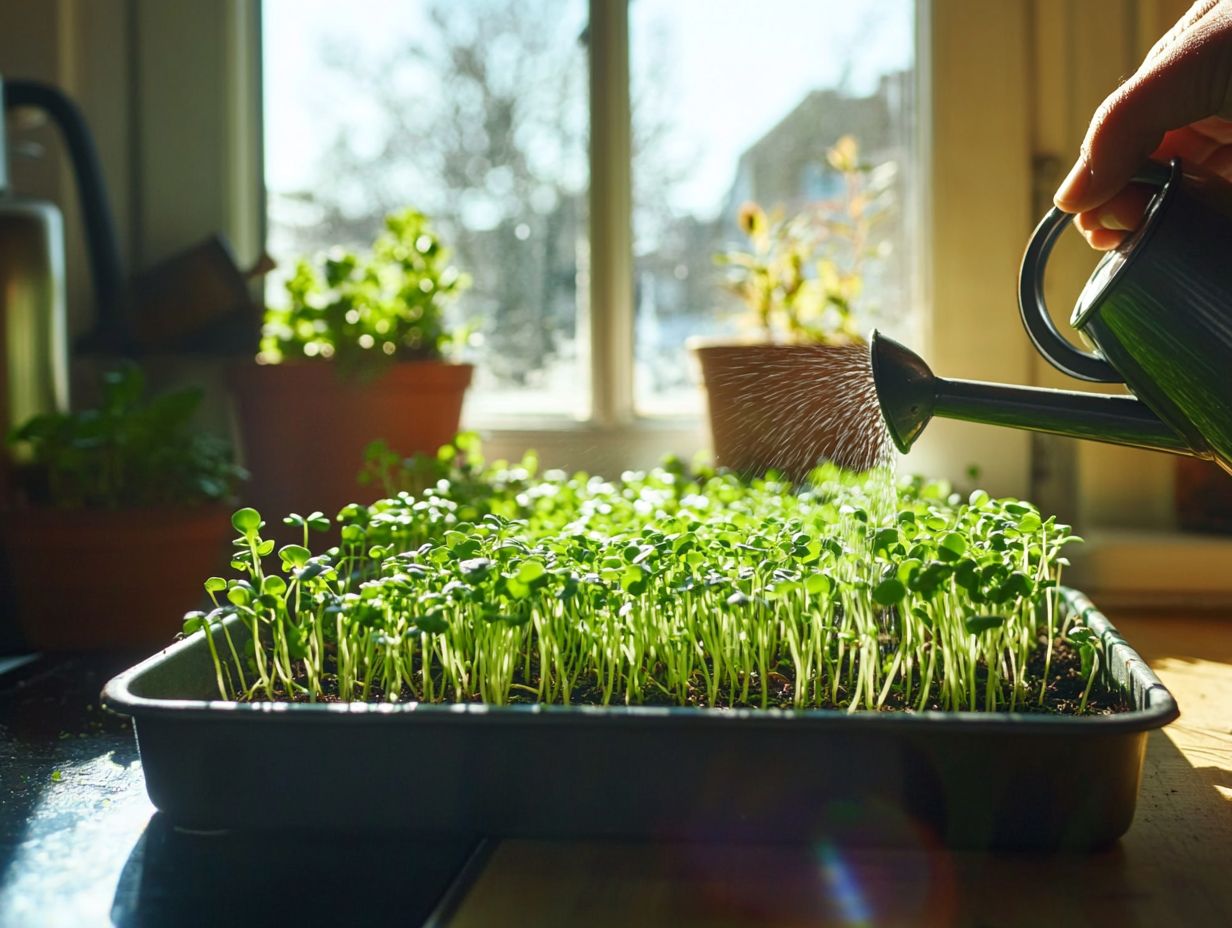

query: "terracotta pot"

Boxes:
[1175, 457, 1232, 534]
[229, 360, 473, 522]
[0, 506, 233, 651]
[693, 342, 884, 479]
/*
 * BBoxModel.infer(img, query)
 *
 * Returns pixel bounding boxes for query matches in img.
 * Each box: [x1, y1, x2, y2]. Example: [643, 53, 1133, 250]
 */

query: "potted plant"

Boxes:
[230, 209, 472, 523]
[104, 455, 1177, 848]
[696, 136, 892, 479]
[2, 365, 244, 650]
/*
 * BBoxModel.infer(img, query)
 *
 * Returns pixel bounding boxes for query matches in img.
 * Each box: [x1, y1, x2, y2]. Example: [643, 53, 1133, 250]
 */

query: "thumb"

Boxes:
[1054, 27, 1232, 212]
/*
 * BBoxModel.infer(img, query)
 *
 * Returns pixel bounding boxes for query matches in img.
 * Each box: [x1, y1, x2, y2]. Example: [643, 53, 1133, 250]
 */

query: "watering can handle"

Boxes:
[1018, 211, 1124, 383]
[4, 79, 127, 350]
[1018, 160, 1176, 383]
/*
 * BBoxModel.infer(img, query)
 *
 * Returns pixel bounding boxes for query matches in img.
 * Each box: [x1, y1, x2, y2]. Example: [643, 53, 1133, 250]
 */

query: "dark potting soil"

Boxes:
[253, 636, 1129, 715]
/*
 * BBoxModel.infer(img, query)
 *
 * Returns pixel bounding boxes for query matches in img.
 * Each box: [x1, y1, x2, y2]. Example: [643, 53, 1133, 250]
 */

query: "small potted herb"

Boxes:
[694, 135, 893, 479]
[230, 209, 472, 522]
[3, 365, 244, 650]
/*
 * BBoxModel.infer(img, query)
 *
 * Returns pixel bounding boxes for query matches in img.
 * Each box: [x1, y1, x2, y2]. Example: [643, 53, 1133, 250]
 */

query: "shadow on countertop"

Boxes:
[110, 816, 480, 928]
[0, 654, 478, 928]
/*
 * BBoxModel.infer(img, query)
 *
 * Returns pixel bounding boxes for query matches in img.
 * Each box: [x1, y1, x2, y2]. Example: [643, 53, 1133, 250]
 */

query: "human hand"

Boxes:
[1053, 0, 1232, 249]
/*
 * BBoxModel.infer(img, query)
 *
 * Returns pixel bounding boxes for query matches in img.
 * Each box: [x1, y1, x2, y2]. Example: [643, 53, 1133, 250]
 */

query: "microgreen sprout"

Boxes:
[186, 451, 1099, 713]
[1065, 626, 1103, 715]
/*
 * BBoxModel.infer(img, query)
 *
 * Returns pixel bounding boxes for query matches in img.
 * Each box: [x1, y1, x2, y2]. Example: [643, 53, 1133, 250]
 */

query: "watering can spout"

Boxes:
[868, 331, 1204, 461]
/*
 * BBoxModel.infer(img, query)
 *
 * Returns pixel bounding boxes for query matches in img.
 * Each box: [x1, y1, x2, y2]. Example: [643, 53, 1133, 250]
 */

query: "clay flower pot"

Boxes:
[229, 360, 473, 521]
[693, 341, 884, 480]
[1, 506, 233, 651]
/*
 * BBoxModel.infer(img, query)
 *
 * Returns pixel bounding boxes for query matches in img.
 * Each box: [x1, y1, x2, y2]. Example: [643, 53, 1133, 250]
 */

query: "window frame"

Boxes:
[587, 0, 636, 431]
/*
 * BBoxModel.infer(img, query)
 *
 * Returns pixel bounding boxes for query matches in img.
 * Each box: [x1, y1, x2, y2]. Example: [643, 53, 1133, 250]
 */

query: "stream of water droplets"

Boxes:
[711, 343, 898, 516]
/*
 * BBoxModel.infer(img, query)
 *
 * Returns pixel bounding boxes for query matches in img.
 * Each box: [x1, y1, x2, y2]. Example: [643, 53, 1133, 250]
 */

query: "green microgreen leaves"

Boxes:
[1066, 625, 1103, 713]
[964, 614, 1005, 635]
[185, 453, 1090, 713]
[872, 578, 906, 606]
[937, 531, 967, 560]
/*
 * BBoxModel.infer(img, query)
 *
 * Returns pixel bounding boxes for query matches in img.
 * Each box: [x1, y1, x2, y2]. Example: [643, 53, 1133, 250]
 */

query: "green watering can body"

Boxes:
[872, 158, 1232, 476]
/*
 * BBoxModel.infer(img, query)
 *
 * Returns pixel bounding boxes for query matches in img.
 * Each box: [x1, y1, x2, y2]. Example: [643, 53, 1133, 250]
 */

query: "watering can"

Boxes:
[871, 158, 1232, 476]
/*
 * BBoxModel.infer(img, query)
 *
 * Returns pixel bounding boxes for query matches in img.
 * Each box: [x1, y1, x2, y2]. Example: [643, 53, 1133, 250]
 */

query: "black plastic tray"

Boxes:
[102, 588, 1178, 850]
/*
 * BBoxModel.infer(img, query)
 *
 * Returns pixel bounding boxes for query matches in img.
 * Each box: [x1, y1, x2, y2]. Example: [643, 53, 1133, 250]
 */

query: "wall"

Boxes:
[1027, 0, 1193, 531]
[910, 0, 1035, 500]
[0, 0, 261, 341]
[1, 0, 129, 341]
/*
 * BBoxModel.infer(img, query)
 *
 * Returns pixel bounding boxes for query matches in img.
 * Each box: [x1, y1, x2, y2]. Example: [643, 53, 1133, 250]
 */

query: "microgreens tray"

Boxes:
[104, 587, 1175, 850]
[156, 462, 1109, 714]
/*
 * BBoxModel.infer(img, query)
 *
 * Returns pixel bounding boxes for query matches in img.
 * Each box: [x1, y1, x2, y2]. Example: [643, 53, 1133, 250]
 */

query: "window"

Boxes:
[263, 0, 919, 425]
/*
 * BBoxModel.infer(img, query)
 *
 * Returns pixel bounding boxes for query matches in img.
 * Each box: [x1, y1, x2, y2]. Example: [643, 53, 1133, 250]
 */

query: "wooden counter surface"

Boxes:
[438, 610, 1232, 927]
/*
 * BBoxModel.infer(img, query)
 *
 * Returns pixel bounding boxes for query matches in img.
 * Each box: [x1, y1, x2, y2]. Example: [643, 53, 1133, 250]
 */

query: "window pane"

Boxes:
[630, 0, 919, 416]
[263, 0, 590, 419]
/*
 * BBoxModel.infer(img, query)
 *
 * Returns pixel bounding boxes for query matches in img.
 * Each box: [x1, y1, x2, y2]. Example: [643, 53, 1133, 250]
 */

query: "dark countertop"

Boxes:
[0, 655, 477, 928]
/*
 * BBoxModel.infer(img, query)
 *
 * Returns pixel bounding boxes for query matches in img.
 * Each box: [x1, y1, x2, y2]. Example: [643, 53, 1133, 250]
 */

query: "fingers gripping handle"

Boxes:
[1018, 207, 1123, 383]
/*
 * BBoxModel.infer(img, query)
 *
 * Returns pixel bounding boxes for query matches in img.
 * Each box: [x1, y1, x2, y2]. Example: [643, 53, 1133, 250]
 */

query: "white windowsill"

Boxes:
[464, 415, 709, 474]
[464, 412, 701, 432]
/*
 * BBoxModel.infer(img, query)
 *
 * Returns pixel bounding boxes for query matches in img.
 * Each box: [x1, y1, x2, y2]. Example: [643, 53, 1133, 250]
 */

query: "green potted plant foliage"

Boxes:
[2, 365, 244, 650]
[230, 208, 472, 523]
[695, 135, 893, 479]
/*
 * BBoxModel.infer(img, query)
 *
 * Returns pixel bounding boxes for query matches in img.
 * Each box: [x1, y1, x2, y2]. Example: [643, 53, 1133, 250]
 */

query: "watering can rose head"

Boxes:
[713, 136, 893, 347]
[869, 159, 1232, 476]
